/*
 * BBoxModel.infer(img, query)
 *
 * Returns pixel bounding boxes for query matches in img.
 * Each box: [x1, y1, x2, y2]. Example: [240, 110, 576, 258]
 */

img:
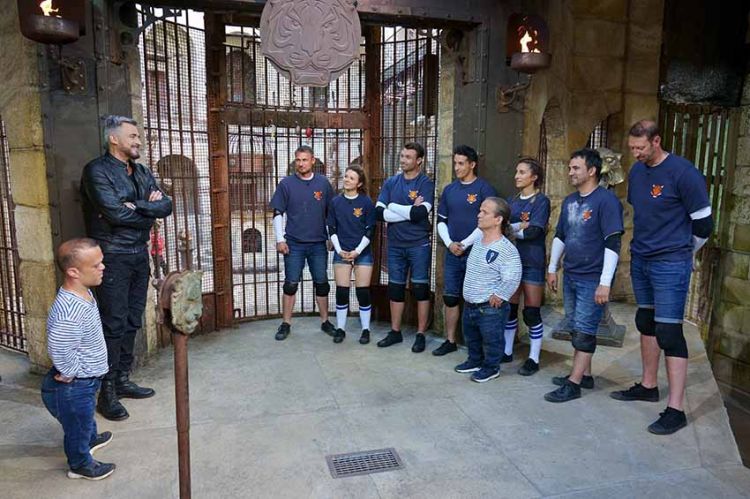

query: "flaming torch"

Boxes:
[508, 15, 551, 74]
[17, 0, 81, 44]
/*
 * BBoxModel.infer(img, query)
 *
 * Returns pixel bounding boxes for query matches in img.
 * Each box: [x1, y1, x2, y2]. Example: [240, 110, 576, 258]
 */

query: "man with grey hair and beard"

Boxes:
[80, 115, 172, 421]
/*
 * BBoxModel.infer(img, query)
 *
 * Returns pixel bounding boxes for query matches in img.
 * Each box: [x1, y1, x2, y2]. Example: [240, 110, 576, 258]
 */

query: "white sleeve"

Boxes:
[692, 235, 708, 256]
[599, 248, 620, 287]
[388, 203, 412, 220]
[437, 222, 452, 248]
[354, 236, 370, 254]
[330, 234, 343, 254]
[376, 201, 409, 222]
[510, 222, 523, 233]
[460, 227, 482, 248]
[689, 206, 712, 256]
[273, 214, 285, 243]
[547, 237, 565, 273]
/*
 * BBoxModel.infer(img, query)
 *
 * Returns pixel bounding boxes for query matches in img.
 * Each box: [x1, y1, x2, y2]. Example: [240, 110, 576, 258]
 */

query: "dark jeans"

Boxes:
[96, 250, 150, 377]
[41, 369, 100, 469]
[462, 301, 510, 370]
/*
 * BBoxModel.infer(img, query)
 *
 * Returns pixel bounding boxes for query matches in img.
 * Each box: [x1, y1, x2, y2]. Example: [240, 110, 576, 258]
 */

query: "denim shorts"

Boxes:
[443, 251, 469, 297]
[521, 266, 545, 286]
[387, 243, 431, 285]
[333, 249, 374, 266]
[284, 241, 329, 284]
[630, 255, 692, 324]
[563, 274, 604, 335]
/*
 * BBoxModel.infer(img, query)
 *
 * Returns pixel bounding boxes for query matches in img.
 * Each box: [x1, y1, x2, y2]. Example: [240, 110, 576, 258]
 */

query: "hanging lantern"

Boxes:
[17, 0, 86, 44]
[506, 14, 551, 74]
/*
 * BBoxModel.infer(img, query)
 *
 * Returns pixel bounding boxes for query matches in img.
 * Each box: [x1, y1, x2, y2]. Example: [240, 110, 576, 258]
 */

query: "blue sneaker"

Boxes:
[471, 368, 500, 383]
[454, 361, 482, 373]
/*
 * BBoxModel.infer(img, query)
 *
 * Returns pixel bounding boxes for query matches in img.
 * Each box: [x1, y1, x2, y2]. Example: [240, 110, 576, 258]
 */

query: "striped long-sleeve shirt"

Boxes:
[47, 288, 108, 378]
[463, 236, 522, 303]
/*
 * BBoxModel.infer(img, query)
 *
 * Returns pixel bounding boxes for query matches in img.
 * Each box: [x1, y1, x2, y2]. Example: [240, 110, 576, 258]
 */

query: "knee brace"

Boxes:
[336, 286, 349, 306]
[443, 294, 460, 308]
[635, 308, 656, 336]
[509, 302, 519, 321]
[314, 281, 330, 297]
[522, 307, 542, 327]
[282, 281, 299, 296]
[571, 331, 597, 353]
[412, 282, 430, 302]
[655, 322, 688, 358]
[388, 282, 406, 302]
[355, 287, 371, 307]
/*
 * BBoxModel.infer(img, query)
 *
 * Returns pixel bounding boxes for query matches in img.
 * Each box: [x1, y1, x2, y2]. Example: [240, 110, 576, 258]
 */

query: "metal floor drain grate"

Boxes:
[326, 448, 404, 478]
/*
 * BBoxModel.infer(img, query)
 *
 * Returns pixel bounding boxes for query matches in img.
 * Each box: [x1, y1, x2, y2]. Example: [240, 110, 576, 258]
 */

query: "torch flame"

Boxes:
[39, 0, 60, 17]
[520, 30, 541, 54]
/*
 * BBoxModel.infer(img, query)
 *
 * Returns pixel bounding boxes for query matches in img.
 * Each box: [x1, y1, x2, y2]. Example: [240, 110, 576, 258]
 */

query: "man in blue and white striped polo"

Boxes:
[454, 197, 522, 383]
[41, 238, 116, 481]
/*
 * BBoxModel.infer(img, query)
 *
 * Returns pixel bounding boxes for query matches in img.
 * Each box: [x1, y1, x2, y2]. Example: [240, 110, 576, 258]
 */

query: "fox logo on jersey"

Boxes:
[408, 190, 419, 200]
[353, 207, 363, 218]
[466, 193, 478, 204]
[313, 191, 323, 201]
[520, 211, 530, 222]
[582, 209, 593, 222]
[650, 184, 664, 198]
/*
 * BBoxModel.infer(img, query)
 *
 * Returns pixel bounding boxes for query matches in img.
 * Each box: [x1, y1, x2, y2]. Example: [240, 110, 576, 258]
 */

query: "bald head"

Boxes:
[56, 238, 100, 272]
[628, 120, 660, 141]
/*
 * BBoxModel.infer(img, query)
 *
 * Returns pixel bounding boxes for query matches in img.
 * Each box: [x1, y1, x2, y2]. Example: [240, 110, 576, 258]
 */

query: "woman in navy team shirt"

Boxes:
[505, 158, 551, 376]
[327, 165, 376, 345]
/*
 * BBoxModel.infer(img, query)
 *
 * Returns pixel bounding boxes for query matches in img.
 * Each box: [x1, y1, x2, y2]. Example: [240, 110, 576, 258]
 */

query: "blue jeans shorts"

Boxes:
[333, 248, 374, 266]
[563, 274, 604, 335]
[630, 255, 692, 324]
[443, 251, 469, 297]
[521, 265, 545, 286]
[284, 241, 329, 284]
[387, 243, 431, 285]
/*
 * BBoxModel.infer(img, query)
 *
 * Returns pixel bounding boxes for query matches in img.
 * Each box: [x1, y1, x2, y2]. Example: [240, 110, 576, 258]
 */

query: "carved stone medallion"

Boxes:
[260, 0, 361, 87]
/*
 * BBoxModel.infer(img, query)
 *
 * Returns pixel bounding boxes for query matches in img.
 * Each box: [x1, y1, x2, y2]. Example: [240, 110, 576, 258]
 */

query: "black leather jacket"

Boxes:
[81, 153, 173, 253]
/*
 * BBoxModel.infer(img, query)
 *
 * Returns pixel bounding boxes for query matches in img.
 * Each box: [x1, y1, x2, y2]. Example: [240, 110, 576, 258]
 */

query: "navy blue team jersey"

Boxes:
[437, 177, 497, 243]
[327, 193, 376, 252]
[378, 172, 435, 247]
[509, 192, 551, 269]
[628, 154, 710, 261]
[556, 186, 624, 281]
[270, 173, 334, 243]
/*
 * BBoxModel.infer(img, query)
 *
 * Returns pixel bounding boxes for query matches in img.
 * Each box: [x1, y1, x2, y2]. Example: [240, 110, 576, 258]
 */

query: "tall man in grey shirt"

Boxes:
[41, 238, 116, 481]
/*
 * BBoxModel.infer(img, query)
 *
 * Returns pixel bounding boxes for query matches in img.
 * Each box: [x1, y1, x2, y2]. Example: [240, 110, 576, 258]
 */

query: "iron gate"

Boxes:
[0, 118, 26, 352]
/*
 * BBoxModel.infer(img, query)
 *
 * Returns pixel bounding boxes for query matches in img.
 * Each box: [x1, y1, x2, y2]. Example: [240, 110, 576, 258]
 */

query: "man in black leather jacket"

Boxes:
[80, 115, 172, 421]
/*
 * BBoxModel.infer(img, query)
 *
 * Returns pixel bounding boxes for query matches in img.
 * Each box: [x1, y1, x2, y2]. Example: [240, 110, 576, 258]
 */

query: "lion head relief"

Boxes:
[595, 147, 625, 188]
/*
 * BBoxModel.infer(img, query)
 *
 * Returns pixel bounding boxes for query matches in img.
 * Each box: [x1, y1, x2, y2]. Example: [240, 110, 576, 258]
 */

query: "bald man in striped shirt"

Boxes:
[41, 238, 116, 480]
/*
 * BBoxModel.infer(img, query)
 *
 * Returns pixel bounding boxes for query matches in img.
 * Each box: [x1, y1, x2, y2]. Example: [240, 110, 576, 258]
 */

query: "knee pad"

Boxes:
[314, 281, 330, 297]
[655, 322, 688, 358]
[571, 331, 597, 353]
[412, 282, 430, 302]
[388, 282, 406, 302]
[522, 307, 542, 327]
[443, 294, 460, 308]
[355, 287, 371, 307]
[282, 281, 299, 296]
[336, 286, 350, 306]
[635, 308, 656, 336]
[509, 302, 519, 321]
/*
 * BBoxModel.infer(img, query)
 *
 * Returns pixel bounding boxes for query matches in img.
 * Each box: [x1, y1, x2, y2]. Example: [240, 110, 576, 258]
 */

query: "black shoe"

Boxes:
[359, 329, 370, 345]
[610, 382, 659, 402]
[275, 322, 291, 341]
[454, 360, 482, 373]
[552, 374, 594, 389]
[68, 460, 116, 480]
[471, 367, 501, 383]
[544, 380, 582, 403]
[115, 372, 155, 399]
[648, 407, 688, 435]
[377, 330, 403, 348]
[321, 320, 335, 336]
[333, 328, 346, 343]
[90, 432, 113, 454]
[432, 340, 458, 356]
[500, 353, 513, 363]
[97, 379, 129, 421]
[411, 333, 426, 353]
[518, 358, 539, 376]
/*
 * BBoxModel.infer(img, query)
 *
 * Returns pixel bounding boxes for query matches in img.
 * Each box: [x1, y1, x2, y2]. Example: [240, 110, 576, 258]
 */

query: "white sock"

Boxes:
[359, 305, 371, 330]
[504, 318, 518, 355]
[529, 322, 544, 363]
[336, 304, 348, 330]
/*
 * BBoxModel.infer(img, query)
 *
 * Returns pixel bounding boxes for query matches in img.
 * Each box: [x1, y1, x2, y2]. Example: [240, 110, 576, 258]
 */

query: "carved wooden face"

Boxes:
[171, 271, 204, 334]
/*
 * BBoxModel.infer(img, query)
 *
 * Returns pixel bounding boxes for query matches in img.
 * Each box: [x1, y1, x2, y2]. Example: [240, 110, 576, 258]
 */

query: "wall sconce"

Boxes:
[17, 0, 86, 44]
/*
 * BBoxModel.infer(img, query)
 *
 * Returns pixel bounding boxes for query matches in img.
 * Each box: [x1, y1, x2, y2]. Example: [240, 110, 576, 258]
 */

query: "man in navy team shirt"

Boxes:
[610, 120, 713, 435]
[270, 145, 336, 341]
[376, 142, 435, 353]
[545, 148, 624, 403]
[433, 144, 497, 356]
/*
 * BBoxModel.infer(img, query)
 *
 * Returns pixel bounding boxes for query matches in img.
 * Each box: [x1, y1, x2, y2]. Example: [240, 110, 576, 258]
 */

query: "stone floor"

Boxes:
[1, 303, 749, 498]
